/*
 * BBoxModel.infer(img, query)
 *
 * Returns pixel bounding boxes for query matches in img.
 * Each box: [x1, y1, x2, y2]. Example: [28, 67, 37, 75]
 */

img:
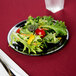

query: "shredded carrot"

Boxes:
[43, 28, 48, 30]
[17, 38, 19, 39]
[33, 43, 37, 45]
[21, 33, 31, 36]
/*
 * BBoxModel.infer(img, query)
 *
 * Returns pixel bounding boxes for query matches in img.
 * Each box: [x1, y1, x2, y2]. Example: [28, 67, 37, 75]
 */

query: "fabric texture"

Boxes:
[0, 0, 76, 76]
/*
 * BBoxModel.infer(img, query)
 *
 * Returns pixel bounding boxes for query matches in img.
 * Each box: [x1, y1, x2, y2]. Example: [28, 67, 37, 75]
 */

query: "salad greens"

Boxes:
[10, 16, 67, 55]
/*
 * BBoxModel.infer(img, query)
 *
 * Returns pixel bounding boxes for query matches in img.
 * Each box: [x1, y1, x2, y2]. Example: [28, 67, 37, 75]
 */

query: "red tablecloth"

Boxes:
[0, 0, 76, 76]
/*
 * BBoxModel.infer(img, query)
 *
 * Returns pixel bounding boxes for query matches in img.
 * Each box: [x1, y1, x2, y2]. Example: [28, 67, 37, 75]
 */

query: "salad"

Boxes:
[10, 16, 68, 55]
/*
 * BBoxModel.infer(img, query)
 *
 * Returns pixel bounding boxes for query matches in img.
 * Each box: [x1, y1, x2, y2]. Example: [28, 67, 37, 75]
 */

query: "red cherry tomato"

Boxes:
[35, 28, 45, 38]
[16, 28, 20, 33]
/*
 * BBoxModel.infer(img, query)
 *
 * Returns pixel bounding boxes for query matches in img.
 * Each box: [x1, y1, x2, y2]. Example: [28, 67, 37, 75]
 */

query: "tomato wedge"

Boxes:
[35, 28, 45, 38]
[16, 28, 21, 33]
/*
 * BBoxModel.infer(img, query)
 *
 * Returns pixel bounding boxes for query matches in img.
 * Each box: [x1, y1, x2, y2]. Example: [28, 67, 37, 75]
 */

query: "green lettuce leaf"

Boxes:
[43, 33, 60, 44]
[41, 21, 67, 36]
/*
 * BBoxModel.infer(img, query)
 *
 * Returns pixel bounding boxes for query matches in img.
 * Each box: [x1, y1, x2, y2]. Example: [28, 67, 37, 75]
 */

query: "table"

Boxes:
[0, 0, 76, 76]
